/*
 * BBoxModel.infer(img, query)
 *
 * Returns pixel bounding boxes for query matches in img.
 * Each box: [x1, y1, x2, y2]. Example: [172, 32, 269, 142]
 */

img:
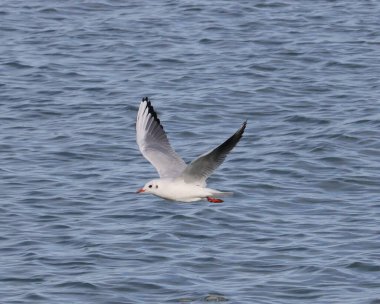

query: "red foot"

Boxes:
[207, 197, 224, 203]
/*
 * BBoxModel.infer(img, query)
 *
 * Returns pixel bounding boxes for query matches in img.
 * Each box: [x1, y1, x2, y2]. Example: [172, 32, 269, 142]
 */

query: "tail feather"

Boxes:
[211, 191, 233, 197]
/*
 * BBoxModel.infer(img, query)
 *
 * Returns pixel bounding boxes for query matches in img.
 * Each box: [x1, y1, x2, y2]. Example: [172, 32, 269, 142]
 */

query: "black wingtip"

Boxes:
[221, 120, 247, 153]
[239, 120, 247, 136]
[141, 96, 164, 130]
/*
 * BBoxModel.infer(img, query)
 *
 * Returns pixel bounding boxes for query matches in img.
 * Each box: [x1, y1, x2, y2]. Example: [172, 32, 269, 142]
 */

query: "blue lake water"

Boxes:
[1, 0, 380, 303]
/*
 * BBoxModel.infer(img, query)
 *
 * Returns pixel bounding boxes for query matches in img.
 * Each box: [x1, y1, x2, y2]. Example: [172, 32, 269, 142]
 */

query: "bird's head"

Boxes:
[136, 179, 160, 194]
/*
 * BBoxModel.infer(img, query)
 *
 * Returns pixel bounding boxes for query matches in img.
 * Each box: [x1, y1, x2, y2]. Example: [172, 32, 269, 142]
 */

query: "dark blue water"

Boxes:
[1, 1, 380, 303]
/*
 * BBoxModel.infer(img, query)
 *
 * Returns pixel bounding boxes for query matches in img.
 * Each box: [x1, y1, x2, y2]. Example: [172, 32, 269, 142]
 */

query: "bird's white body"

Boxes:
[141, 178, 230, 202]
[135, 97, 246, 203]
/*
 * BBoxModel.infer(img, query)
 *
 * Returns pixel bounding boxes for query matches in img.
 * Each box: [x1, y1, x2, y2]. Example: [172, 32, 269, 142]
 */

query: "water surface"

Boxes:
[1, 1, 380, 303]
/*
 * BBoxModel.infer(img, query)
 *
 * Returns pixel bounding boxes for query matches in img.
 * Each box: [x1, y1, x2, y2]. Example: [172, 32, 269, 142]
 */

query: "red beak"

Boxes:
[136, 188, 145, 193]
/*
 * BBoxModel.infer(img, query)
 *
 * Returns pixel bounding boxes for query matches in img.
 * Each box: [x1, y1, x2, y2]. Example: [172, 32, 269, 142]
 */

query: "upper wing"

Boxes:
[181, 121, 247, 185]
[136, 97, 187, 178]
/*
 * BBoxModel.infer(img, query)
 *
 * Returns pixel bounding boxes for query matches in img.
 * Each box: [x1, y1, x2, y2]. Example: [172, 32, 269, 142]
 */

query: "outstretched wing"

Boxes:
[181, 121, 247, 185]
[136, 97, 187, 178]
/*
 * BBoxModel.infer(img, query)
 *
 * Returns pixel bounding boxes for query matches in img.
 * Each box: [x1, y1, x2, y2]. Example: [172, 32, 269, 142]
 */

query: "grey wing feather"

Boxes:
[136, 97, 187, 178]
[181, 121, 247, 185]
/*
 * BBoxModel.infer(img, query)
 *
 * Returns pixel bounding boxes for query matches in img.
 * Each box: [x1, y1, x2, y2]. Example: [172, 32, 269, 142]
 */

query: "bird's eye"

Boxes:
[148, 185, 152, 188]
[156, 185, 158, 189]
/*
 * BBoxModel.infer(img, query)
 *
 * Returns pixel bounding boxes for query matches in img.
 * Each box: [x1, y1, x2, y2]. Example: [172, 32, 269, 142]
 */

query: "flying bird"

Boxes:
[136, 97, 246, 203]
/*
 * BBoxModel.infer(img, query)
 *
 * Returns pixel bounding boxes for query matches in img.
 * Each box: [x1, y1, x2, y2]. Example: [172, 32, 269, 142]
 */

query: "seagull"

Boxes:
[136, 97, 246, 203]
